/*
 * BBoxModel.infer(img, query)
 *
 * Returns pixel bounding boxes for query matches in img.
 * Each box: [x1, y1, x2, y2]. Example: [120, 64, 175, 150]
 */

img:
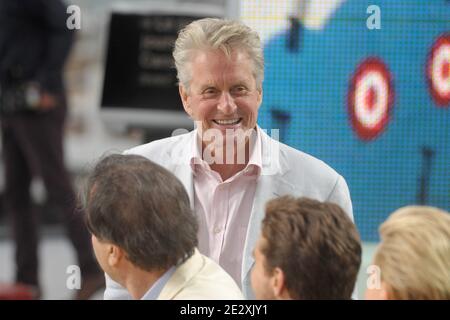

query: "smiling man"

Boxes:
[105, 18, 354, 299]
[179, 48, 262, 177]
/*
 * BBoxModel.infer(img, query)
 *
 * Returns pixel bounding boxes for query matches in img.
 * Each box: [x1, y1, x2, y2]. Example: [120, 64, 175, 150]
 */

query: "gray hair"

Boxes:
[173, 18, 264, 90]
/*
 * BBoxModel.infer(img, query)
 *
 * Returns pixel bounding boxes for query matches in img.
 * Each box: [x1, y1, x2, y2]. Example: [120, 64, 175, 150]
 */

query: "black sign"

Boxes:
[101, 13, 202, 111]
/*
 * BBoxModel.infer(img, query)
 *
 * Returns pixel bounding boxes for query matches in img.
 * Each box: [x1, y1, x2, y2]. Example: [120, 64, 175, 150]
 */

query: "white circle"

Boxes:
[354, 71, 388, 129]
[432, 43, 450, 95]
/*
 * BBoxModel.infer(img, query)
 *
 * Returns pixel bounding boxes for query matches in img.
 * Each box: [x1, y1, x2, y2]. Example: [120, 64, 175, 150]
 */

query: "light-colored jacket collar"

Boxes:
[157, 249, 203, 300]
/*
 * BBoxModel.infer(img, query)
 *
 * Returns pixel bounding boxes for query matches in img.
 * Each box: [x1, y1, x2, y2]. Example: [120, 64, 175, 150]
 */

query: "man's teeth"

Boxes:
[214, 119, 241, 125]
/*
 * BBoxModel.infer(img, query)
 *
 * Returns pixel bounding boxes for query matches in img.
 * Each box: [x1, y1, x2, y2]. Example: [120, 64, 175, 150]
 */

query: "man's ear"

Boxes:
[107, 244, 124, 267]
[179, 85, 192, 117]
[271, 267, 288, 299]
[257, 87, 263, 106]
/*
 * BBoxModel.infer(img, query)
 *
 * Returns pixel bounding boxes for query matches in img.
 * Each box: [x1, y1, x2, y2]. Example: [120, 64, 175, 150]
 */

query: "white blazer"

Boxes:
[106, 127, 354, 299]
[157, 249, 243, 300]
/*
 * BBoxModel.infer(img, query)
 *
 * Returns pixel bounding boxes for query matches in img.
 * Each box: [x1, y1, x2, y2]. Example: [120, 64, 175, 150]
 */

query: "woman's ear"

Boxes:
[379, 281, 390, 300]
[365, 280, 391, 300]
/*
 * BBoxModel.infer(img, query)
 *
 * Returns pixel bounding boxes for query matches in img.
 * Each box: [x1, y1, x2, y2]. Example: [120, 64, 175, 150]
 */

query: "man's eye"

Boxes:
[232, 86, 247, 94]
[236, 86, 245, 91]
[203, 88, 216, 95]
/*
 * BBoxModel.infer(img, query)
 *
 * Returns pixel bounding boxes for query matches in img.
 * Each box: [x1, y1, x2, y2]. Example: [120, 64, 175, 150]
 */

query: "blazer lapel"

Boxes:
[241, 129, 296, 287]
[172, 131, 195, 208]
[174, 163, 194, 208]
[241, 175, 295, 283]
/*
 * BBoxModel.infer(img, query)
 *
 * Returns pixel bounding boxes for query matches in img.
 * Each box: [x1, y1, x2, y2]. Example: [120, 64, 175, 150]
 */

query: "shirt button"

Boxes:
[214, 227, 221, 234]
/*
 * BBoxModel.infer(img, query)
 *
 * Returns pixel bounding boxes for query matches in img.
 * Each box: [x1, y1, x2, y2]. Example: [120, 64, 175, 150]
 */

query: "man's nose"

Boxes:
[217, 92, 237, 114]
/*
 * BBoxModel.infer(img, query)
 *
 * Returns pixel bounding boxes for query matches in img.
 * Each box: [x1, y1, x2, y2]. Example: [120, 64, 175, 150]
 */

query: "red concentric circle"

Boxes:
[348, 57, 394, 141]
[427, 34, 450, 107]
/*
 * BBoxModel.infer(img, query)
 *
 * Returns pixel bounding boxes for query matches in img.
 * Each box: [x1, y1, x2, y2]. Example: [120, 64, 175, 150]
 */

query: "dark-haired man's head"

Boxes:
[251, 196, 361, 300]
[84, 154, 198, 295]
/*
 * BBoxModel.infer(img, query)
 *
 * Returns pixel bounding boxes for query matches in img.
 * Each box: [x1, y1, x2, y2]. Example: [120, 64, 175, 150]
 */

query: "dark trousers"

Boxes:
[1, 103, 99, 287]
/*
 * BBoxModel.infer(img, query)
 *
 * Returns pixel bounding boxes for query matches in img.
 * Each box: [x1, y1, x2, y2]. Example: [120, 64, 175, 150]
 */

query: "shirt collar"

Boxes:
[189, 126, 263, 175]
[247, 126, 262, 170]
[140, 266, 176, 300]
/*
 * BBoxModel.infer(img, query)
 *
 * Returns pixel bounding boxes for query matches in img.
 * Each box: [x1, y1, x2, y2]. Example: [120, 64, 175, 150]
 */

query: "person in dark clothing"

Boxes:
[0, 0, 103, 299]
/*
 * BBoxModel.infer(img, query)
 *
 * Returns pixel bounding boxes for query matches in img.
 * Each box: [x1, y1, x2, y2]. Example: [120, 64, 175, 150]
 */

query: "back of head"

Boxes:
[84, 154, 198, 272]
[374, 206, 450, 300]
[262, 196, 361, 299]
[173, 18, 264, 90]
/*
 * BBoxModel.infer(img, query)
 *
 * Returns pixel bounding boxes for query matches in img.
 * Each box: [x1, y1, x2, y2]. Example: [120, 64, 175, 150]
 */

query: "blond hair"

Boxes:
[173, 18, 264, 90]
[374, 206, 450, 299]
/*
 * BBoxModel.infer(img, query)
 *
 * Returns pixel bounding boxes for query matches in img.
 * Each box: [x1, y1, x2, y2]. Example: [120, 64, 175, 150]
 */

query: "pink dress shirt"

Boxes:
[190, 129, 262, 287]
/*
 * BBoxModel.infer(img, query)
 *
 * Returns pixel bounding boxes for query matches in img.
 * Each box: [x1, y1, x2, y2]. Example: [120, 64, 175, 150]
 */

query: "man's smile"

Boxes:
[212, 118, 242, 126]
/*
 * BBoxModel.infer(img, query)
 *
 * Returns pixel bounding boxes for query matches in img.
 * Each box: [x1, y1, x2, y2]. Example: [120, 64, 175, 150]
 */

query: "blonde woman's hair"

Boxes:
[374, 206, 450, 299]
[173, 18, 264, 90]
